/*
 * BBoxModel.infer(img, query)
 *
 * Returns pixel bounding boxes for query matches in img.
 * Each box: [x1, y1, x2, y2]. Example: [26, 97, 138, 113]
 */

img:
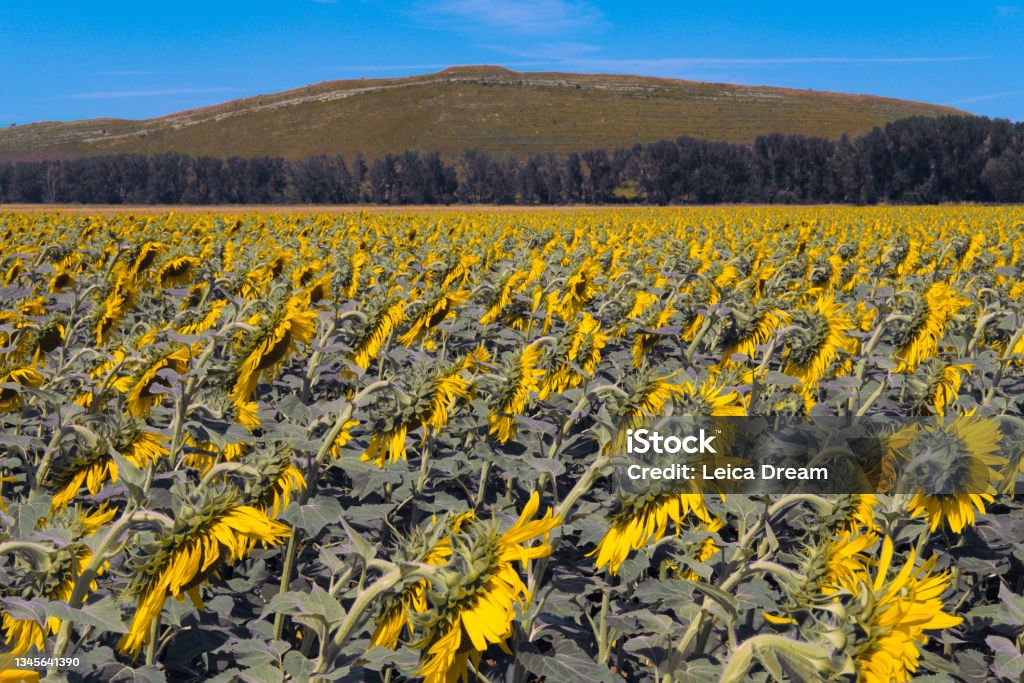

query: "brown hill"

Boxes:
[0, 66, 967, 161]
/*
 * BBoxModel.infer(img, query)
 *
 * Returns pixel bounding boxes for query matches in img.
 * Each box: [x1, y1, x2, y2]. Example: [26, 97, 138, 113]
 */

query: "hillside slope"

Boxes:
[0, 66, 967, 161]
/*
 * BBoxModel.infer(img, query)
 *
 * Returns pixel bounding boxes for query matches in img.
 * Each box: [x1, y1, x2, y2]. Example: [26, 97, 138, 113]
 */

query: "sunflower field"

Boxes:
[1, 206, 1024, 683]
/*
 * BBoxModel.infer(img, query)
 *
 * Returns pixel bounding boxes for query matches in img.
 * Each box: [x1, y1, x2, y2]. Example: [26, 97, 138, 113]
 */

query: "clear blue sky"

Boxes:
[2, 1, 1022, 125]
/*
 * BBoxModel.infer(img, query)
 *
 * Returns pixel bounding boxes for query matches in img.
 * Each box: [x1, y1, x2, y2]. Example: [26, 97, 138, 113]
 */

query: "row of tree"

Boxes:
[1, 115, 1022, 205]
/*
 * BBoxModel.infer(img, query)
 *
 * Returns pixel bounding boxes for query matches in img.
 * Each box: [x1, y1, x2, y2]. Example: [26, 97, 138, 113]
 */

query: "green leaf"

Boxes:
[517, 640, 619, 683]
[679, 578, 740, 621]
[279, 496, 343, 535]
[987, 635, 1024, 680]
[109, 665, 168, 683]
[47, 597, 128, 633]
[239, 664, 284, 683]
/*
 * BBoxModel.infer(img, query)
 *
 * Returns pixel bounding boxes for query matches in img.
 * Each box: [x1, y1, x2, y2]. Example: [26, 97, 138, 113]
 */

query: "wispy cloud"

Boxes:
[422, 0, 604, 36]
[996, 4, 1020, 16]
[948, 90, 1024, 105]
[64, 87, 244, 100]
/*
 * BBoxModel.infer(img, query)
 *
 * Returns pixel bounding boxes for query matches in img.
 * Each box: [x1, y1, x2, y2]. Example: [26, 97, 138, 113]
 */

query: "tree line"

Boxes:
[2, 115, 1023, 205]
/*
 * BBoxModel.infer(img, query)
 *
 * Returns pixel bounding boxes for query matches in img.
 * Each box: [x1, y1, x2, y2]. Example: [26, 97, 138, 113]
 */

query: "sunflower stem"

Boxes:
[316, 566, 402, 673]
[273, 396, 361, 640]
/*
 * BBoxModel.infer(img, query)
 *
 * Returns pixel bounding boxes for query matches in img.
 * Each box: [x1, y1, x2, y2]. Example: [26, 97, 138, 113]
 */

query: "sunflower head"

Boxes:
[906, 359, 972, 416]
[895, 416, 1004, 496]
[124, 486, 242, 595]
[157, 255, 201, 288]
[240, 445, 306, 516]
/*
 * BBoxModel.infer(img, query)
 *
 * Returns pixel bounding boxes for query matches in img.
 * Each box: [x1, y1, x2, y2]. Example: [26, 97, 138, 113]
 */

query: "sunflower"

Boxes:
[898, 414, 1004, 534]
[157, 256, 201, 288]
[631, 303, 676, 367]
[892, 282, 970, 372]
[328, 419, 360, 458]
[480, 271, 530, 325]
[361, 366, 472, 466]
[782, 294, 858, 397]
[127, 241, 165, 280]
[49, 270, 76, 293]
[178, 299, 227, 335]
[608, 374, 682, 454]
[74, 348, 128, 409]
[125, 345, 191, 418]
[908, 360, 972, 415]
[831, 494, 879, 534]
[92, 273, 135, 345]
[350, 298, 405, 369]
[538, 312, 607, 399]
[674, 516, 725, 581]
[229, 297, 317, 410]
[243, 447, 307, 517]
[1, 509, 111, 654]
[558, 258, 599, 320]
[372, 511, 476, 649]
[590, 492, 712, 575]
[806, 530, 875, 596]
[398, 289, 469, 347]
[117, 488, 290, 657]
[671, 380, 746, 417]
[415, 492, 559, 683]
[852, 537, 961, 683]
[49, 427, 168, 510]
[361, 424, 410, 467]
[487, 345, 545, 443]
[0, 364, 43, 413]
[718, 299, 789, 366]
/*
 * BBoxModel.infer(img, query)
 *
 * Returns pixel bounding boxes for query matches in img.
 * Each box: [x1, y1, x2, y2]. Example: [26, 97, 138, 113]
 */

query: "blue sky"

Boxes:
[1, 1, 1022, 125]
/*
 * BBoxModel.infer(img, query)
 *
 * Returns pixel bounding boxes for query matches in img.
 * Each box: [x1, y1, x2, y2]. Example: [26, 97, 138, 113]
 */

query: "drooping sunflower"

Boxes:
[1, 507, 112, 654]
[892, 282, 970, 372]
[898, 414, 1004, 534]
[124, 345, 191, 418]
[717, 298, 789, 366]
[557, 258, 599, 321]
[0, 364, 44, 413]
[590, 491, 712, 576]
[479, 270, 530, 325]
[415, 492, 559, 683]
[49, 424, 168, 510]
[671, 380, 746, 417]
[799, 530, 875, 596]
[631, 302, 677, 367]
[361, 366, 472, 467]
[851, 537, 961, 683]
[673, 516, 725, 581]
[229, 296, 317, 411]
[371, 510, 476, 649]
[487, 345, 545, 443]
[607, 374, 682, 454]
[829, 494, 880, 535]
[350, 297, 405, 369]
[157, 256, 201, 288]
[328, 419, 360, 458]
[177, 299, 227, 335]
[398, 288, 469, 347]
[91, 272, 136, 345]
[538, 312, 607, 399]
[907, 359, 972, 416]
[117, 488, 290, 657]
[241, 446, 307, 517]
[782, 294, 858, 397]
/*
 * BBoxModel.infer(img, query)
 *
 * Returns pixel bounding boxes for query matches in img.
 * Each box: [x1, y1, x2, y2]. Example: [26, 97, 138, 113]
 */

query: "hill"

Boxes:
[0, 66, 967, 161]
